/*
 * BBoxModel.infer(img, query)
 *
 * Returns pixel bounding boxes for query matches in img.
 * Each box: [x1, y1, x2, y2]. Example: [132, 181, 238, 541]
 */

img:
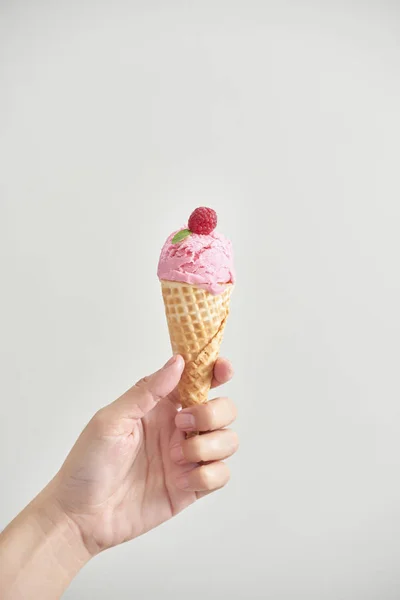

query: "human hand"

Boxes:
[48, 355, 238, 556]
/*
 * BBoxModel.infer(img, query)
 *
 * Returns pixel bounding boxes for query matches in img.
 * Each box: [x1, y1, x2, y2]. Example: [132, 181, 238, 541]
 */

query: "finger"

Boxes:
[167, 357, 233, 409]
[175, 461, 230, 492]
[211, 357, 234, 389]
[102, 355, 184, 427]
[175, 396, 237, 433]
[170, 429, 239, 464]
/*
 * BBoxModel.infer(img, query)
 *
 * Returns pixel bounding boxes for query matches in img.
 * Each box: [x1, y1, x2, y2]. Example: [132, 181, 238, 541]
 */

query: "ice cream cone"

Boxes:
[157, 206, 235, 426]
[161, 280, 233, 408]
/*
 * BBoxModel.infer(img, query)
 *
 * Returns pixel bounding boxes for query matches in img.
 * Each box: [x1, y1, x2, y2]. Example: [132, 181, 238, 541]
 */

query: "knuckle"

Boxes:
[187, 436, 204, 461]
[133, 376, 161, 406]
[134, 376, 150, 390]
[224, 429, 239, 454]
[199, 466, 214, 489]
[203, 402, 217, 428]
[229, 430, 240, 450]
[91, 408, 108, 433]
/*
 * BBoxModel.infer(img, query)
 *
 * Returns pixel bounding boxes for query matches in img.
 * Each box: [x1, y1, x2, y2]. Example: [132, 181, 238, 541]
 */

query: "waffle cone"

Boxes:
[161, 280, 232, 408]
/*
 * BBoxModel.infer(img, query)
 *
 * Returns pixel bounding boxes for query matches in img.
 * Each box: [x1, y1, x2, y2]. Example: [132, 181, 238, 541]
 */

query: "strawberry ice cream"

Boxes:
[157, 226, 235, 296]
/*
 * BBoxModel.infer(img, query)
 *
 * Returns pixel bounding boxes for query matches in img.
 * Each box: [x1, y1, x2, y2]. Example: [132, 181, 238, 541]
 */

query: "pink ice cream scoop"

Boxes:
[157, 207, 235, 295]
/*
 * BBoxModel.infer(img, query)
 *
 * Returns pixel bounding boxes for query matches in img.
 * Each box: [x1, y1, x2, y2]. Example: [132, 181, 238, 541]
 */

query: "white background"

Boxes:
[1, 1, 400, 599]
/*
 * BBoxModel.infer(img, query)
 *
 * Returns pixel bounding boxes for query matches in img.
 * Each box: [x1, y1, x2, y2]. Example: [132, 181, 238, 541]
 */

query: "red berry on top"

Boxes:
[188, 207, 218, 235]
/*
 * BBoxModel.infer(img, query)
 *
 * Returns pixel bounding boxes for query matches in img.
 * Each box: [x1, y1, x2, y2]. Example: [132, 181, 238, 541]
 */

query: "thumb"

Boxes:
[106, 355, 185, 422]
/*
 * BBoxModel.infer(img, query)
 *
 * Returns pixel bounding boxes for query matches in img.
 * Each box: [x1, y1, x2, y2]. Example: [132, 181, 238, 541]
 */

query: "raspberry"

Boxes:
[188, 207, 217, 235]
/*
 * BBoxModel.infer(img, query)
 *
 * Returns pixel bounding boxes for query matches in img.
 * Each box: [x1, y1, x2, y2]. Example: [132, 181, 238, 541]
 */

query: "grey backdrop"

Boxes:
[1, 1, 400, 599]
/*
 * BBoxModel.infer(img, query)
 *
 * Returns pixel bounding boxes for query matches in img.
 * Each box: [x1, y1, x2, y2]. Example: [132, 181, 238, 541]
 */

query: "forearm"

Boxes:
[0, 487, 91, 600]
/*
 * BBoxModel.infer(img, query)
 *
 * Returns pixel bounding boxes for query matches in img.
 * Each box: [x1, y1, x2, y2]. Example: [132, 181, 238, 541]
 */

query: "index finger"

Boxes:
[175, 396, 237, 433]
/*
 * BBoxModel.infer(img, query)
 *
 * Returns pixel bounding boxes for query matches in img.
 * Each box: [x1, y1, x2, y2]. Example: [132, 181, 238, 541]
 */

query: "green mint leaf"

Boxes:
[171, 229, 192, 244]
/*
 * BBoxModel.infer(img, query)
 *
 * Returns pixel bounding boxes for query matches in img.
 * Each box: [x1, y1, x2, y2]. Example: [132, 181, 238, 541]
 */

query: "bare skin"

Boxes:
[0, 355, 238, 599]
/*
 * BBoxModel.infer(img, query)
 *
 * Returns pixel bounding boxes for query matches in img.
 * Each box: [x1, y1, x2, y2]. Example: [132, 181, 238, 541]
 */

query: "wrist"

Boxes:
[31, 485, 92, 572]
[0, 486, 91, 599]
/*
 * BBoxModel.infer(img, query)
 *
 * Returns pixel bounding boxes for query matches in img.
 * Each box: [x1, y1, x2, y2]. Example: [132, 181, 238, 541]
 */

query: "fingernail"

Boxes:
[170, 443, 184, 463]
[163, 355, 177, 369]
[175, 412, 196, 430]
[175, 474, 189, 490]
